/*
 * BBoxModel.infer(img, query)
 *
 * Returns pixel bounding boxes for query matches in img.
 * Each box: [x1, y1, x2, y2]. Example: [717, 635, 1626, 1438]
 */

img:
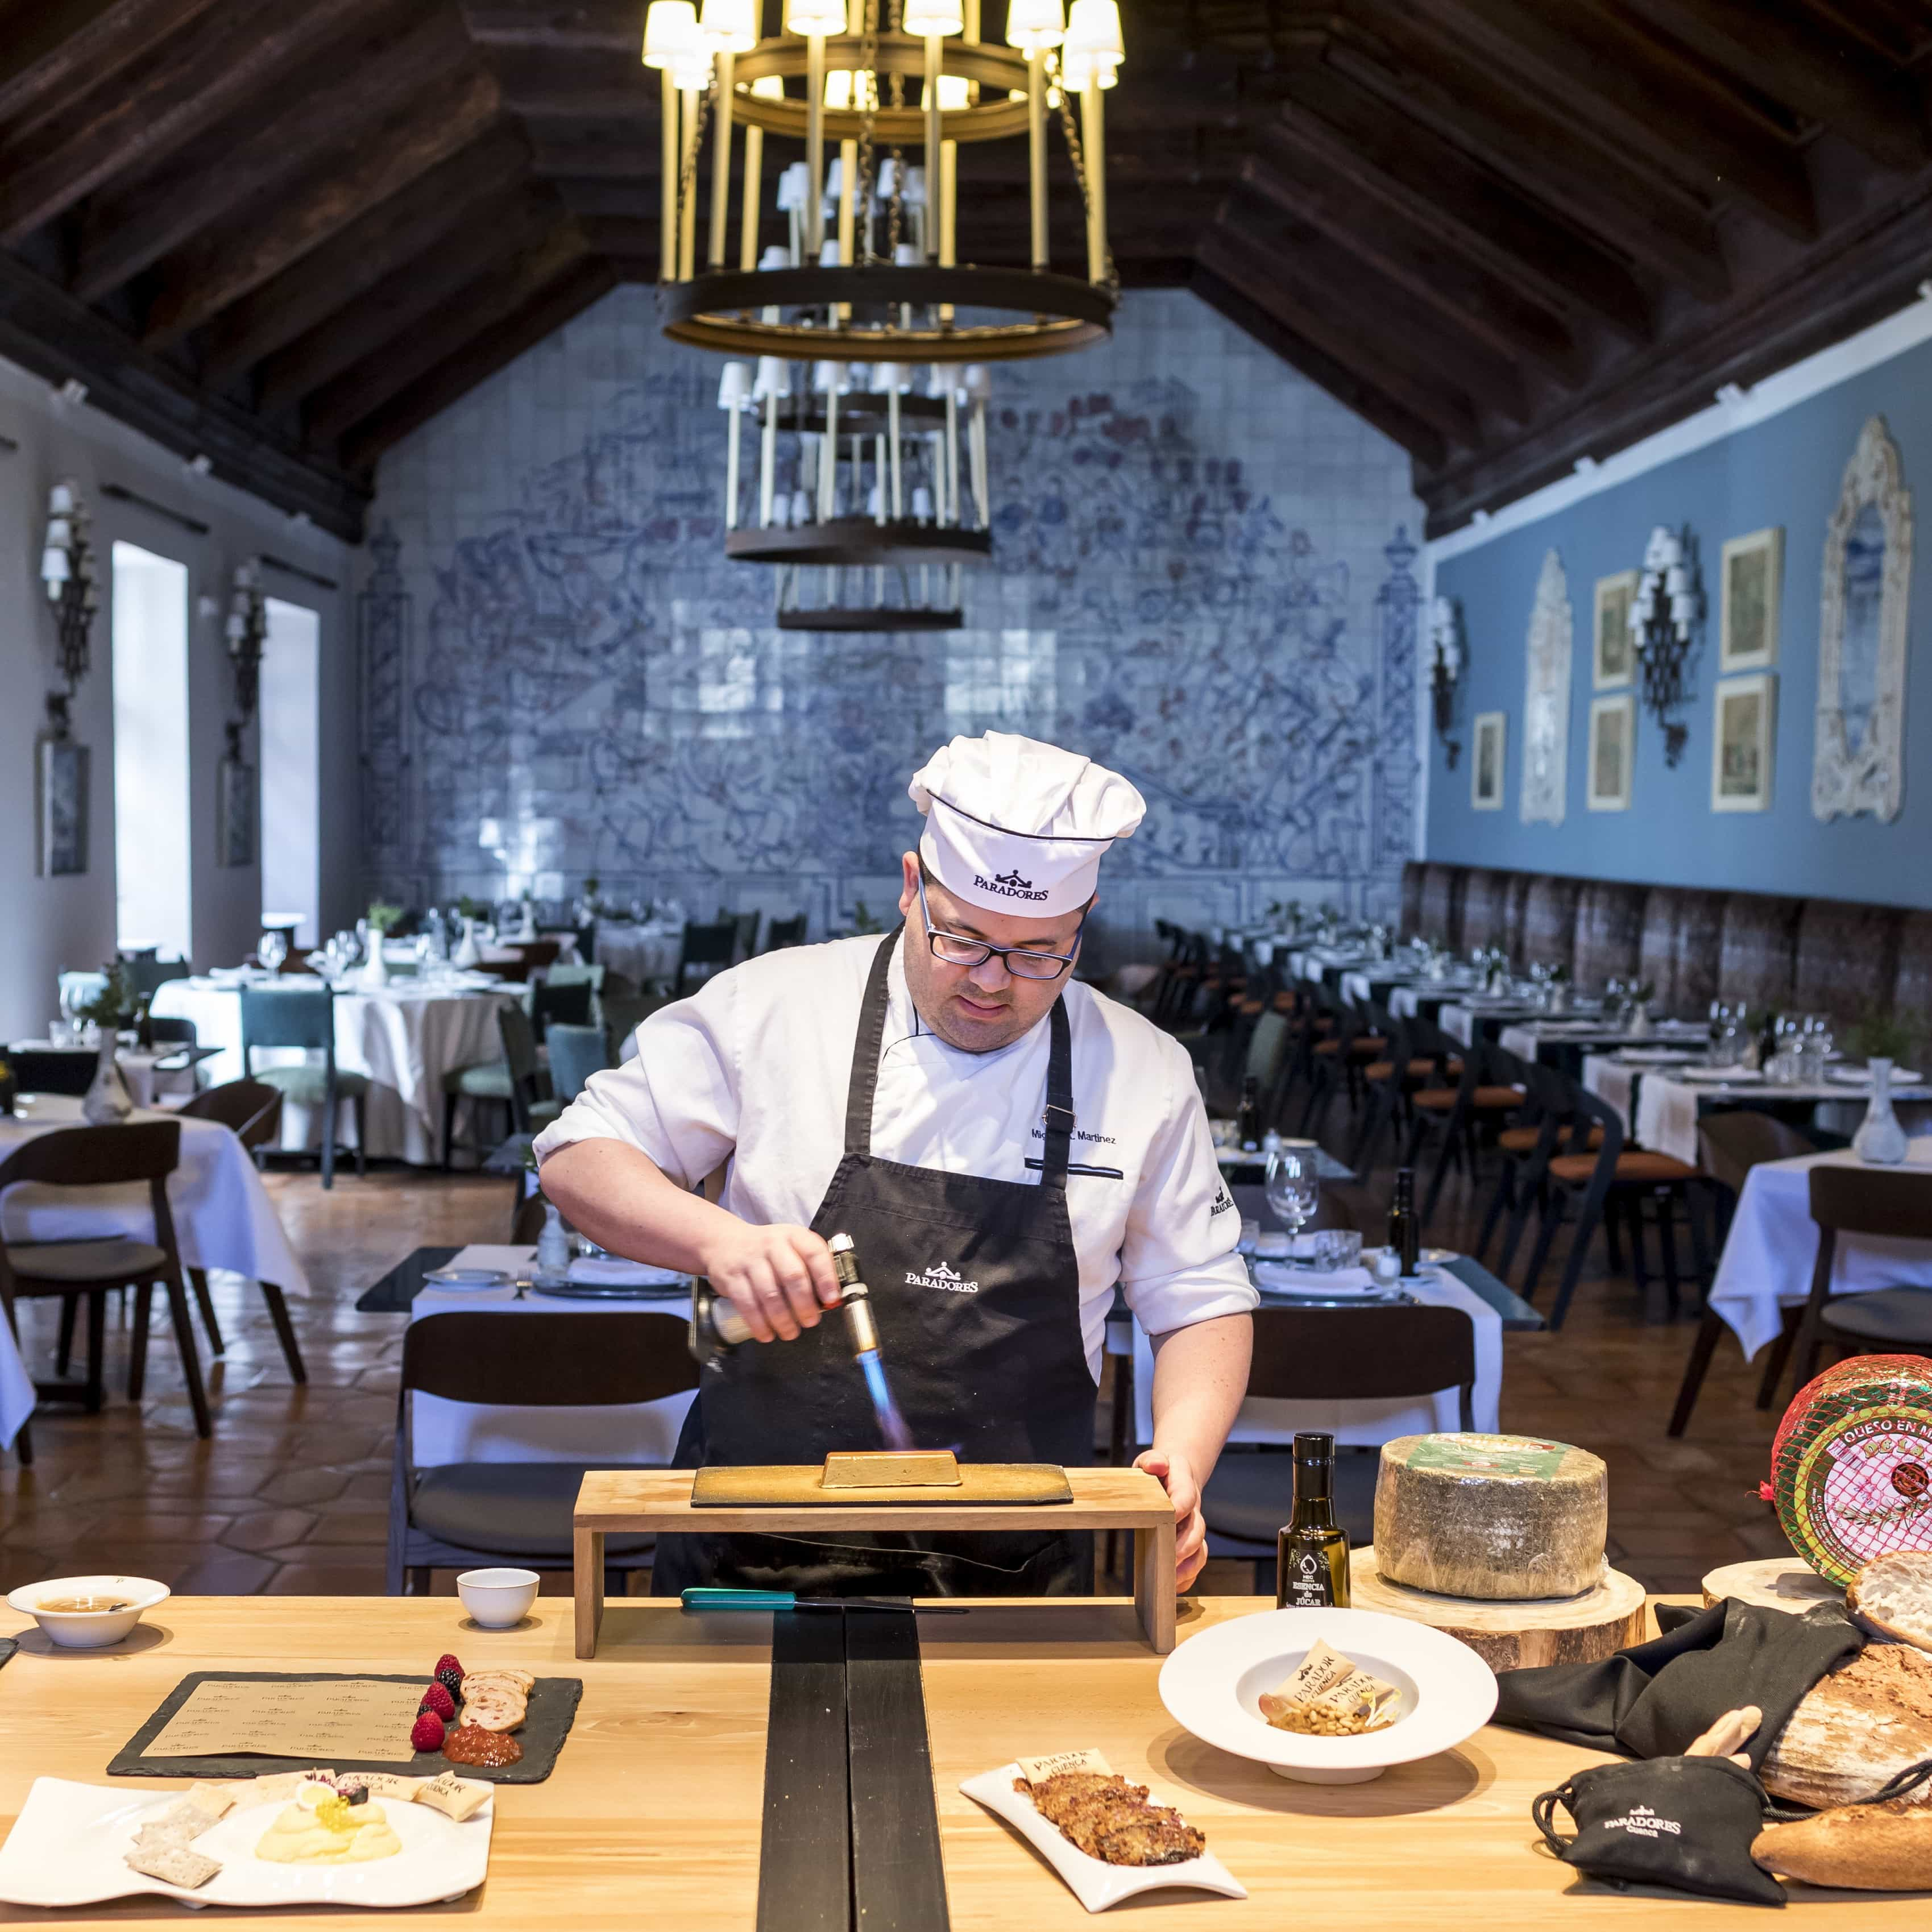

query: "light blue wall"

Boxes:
[1428, 333, 1932, 909]
[364, 288, 1425, 963]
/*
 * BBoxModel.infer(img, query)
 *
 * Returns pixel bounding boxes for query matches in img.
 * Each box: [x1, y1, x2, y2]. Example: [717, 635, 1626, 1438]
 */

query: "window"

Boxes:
[110, 542, 192, 959]
[260, 598, 321, 947]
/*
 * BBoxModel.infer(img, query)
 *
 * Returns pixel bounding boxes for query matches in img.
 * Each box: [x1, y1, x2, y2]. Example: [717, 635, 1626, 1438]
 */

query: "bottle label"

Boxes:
[1285, 1550, 1332, 1607]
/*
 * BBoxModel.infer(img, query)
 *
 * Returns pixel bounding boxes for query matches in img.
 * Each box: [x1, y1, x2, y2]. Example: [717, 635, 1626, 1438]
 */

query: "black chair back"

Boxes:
[146, 1016, 197, 1046]
[764, 913, 809, 951]
[177, 1079, 283, 1150]
[732, 910, 760, 959]
[1246, 1304, 1477, 1428]
[125, 957, 190, 1000]
[497, 1002, 549, 1132]
[5, 1048, 97, 1097]
[1810, 1164, 1932, 1241]
[676, 919, 739, 996]
[529, 980, 594, 1039]
[401, 1312, 699, 1407]
[241, 986, 335, 1053]
[1699, 1112, 1815, 1199]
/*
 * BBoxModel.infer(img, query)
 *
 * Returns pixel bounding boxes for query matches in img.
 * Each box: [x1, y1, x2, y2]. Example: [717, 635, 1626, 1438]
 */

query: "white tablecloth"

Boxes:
[1633, 1069, 1932, 1166]
[1709, 1138, 1932, 1358]
[0, 1313, 32, 1449]
[592, 924, 683, 989]
[152, 980, 514, 1166]
[1130, 1263, 1502, 1448]
[0, 1096, 308, 1294]
[405, 1245, 696, 1466]
[1499, 1021, 1704, 1063]
[1391, 981, 1474, 1018]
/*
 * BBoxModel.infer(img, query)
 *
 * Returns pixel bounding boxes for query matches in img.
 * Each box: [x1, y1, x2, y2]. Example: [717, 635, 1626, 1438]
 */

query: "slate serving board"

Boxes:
[107, 1672, 581, 1784]
[0, 1637, 16, 1673]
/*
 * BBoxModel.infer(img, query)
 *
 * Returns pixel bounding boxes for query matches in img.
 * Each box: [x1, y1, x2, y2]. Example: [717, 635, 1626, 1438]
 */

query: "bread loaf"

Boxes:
[1848, 1552, 1932, 1653]
[1372, 1433, 1607, 1602]
[1761, 1643, 1932, 1811]
[1753, 1806, 1932, 1890]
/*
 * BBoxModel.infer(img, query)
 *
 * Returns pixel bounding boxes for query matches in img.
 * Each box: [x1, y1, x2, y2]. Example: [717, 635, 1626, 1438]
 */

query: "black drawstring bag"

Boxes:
[1495, 1599, 1863, 1765]
[1533, 1756, 1786, 1907]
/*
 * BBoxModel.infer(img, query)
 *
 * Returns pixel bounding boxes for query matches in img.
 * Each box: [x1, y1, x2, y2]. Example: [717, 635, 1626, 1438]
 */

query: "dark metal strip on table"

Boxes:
[845, 1611, 951, 1932]
[759, 1610, 853, 1932]
[355, 1245, 459, 1312]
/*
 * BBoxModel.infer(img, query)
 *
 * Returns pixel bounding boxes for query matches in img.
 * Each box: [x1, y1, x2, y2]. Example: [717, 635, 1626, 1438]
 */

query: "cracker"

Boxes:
[414, 1771, 491, 1823]
[132, 1819, 204, 1855]
[184, 1781, 239, 1819]
[126, 1846, 222, 1889]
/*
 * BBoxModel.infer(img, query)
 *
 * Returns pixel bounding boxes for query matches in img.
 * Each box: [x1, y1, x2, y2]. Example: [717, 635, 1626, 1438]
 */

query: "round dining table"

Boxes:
[152, 976, 515, 1166]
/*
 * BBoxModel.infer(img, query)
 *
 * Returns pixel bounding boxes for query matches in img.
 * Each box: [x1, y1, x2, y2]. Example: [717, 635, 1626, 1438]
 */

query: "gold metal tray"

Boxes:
[690, 1462, 1075, 1507]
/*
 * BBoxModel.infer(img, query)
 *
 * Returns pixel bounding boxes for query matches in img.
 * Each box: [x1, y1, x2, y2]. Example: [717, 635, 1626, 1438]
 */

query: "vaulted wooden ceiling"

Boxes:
[4, 0, 1930, 540]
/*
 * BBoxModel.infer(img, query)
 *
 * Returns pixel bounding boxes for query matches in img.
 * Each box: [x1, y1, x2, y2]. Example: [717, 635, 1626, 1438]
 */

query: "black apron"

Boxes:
[652, 928, 1097, 1598]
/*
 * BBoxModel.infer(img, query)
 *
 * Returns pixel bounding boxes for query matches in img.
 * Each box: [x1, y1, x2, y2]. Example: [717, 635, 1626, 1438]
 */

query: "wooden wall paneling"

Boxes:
[1791, 899, 1905, 1026]
[1717, 892, 1804, 1011]
[141, 63, 504, 347]
[1571, 879, 1647, 991]
[0, 0, 397, 245]
[1520, 874, 1582, 972]
[1893, 911, 1932, 1019]
[1458, 868, 1516, 951]
[197, 124, 532, 378]
[1419, 863, 1469, 948]
[1264, 73, 1655, 343]
[1503, 872, 1534, 963]
[71, 2, 475, 302]
[336, 257, 620, 470]
[1187, 264, 1450, 468]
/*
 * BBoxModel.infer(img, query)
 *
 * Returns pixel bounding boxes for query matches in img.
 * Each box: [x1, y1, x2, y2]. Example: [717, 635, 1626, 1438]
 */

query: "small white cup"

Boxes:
[457, 1567, 540, 1628]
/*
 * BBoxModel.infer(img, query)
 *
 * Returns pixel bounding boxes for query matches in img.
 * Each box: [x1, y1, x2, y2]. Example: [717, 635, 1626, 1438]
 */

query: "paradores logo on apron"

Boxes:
[905, 1261, 981, 1293]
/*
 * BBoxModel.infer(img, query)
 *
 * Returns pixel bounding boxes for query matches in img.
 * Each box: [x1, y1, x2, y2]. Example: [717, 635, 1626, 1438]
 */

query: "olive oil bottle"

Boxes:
[1276, 1431, 1351, 1608]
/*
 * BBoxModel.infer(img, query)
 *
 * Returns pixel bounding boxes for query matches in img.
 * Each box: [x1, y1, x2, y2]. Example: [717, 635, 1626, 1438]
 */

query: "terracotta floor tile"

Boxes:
[263, 1561, 388, 1595]
[223, 1509, 322, 1553]
[254, 1468, 355, 1508]
[168, 1552, 281, 1595]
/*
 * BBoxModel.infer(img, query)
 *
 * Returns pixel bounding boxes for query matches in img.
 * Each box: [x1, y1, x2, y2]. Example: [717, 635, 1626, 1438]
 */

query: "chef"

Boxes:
[536, 731, 1255, 1599]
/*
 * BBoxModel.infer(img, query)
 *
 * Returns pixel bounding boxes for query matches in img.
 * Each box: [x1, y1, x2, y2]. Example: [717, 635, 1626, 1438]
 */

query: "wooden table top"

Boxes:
[0, 1594, 1910, 1927]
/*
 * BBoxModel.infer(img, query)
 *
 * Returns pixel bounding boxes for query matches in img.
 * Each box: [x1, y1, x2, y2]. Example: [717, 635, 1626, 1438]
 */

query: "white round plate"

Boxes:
[1158, 1607, 1497, 1784]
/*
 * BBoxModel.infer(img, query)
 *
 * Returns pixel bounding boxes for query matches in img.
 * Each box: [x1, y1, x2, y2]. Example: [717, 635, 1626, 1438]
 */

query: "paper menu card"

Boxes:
[146, 1678, 428, 1761]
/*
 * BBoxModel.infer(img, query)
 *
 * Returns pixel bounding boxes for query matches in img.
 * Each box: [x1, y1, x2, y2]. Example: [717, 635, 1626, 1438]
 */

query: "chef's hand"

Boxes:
[699, 1221, 841, 1342]
[1134, 1447, 1207, 1591]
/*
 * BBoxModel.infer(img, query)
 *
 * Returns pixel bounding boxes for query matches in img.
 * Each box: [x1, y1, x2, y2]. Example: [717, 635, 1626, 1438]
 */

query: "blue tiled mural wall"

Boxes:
[366, 288, 1424, 961]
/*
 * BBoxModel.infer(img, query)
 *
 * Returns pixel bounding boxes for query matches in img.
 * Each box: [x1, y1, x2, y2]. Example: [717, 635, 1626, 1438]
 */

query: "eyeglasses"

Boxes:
[916, 874, 1081, 981]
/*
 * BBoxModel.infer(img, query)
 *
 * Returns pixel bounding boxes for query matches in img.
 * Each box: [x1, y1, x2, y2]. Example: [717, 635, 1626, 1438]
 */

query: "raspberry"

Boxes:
[418, 1682, 456, 1720]
[433, 1654, 464, 1680]
[434, 1665, 464, 1699]
[410, 1711, 445, 1753]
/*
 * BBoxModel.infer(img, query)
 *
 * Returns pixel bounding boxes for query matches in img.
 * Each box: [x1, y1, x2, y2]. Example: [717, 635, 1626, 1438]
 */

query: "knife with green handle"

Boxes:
[679, 1587, 964, 1614]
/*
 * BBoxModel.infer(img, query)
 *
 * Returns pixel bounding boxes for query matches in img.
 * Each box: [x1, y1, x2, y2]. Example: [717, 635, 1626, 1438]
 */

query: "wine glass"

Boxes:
[256, 930, 287, 974]
[1265, 1147, 1320, 1261]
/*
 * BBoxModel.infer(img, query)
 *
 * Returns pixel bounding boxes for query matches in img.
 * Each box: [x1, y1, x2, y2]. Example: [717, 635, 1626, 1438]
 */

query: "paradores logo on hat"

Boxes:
[974, 868, 1047, 902]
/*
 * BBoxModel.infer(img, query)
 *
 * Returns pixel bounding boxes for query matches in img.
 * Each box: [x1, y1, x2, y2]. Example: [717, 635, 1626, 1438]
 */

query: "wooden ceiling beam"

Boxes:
[1267, 71, 1655, 343]
[339, 258, 620, 472]
[142, 64, 504, 349]
[1238, 148, 1585, 384]
[1217, 192, 1532, 423]
[1409, 0, 1818, 240]
[0, 247, 368, 537]
[1608, 0, 1928, 173]
[256, 189, 563, 414]
[306, 221, 593, 443]
[1187, 261, 1448, 469]
[1332, 5, 1730, 302]
[72, 3, 474, 303]
[0, 0, 397, 244]
[1196, 231, 1484, 447]
[0, 0, 222, 139]
[198, 124, 532, 379]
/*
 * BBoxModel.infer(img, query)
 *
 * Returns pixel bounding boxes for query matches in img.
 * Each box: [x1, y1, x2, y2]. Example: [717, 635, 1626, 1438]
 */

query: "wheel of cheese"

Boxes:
[1373, 1432, 1607, 1602]
[1769, 1354, 1932, 1589]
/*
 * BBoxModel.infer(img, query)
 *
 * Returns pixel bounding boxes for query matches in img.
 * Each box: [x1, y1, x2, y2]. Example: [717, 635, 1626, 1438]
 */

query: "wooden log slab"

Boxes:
[1348, 1547, 1647, 1671]
[1702, 1557, 1844, 1615]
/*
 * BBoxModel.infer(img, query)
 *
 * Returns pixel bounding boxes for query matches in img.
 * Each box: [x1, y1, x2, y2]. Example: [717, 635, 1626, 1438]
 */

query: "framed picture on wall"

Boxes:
[1719, 526, 1782, 673]
[35, 732, 90, 877]
[1471, 711, 1506, 811]
[1712, 673, 1776, 812]
[1592, 569, 1639, 688]
[1586, 694, 1635, 811]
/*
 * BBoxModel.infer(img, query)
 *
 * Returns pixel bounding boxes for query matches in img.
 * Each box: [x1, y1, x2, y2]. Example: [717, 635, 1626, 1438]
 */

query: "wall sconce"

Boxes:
[40, 479, 98, 732]
[225, 558, 267, 724]
[1629, 523, 1702, 766]
[1428, 592, 1465, 768]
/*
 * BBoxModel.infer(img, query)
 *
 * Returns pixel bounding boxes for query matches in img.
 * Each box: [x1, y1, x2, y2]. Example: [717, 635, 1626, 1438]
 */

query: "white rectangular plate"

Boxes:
[959, 1763, 1244, 1913]
[0, 1780, 492, 1910]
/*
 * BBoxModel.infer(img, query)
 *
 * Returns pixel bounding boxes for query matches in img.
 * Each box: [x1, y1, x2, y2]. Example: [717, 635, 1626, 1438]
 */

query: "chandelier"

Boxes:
[646, 0, 1123, 363]
[717, 353, 994, 629]
[39, 480, 98, 733]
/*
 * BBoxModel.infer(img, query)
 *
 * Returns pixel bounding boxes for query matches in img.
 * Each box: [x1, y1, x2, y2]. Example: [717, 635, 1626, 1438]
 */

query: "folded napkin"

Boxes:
[1829, 1064, 1923, 1085]
[1253, 1261, 1379, 1296]
[567, 1256, 687, 1288]
[1620, 1047, 1695, 1064]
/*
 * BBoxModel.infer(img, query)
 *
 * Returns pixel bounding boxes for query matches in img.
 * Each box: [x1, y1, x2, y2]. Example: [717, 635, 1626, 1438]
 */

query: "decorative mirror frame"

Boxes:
[1520, 548, 1572, 827]
[1813, 415, 1912, 823]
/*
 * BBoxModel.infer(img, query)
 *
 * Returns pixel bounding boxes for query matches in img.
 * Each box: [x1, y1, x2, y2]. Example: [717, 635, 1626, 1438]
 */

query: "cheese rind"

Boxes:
[1373, 1432, 1607, 1602]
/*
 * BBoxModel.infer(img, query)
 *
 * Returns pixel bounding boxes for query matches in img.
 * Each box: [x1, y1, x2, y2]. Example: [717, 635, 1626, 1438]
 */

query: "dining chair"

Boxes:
[499, 1002, 562, 1138]
[763, 913, 809, 951]
[123, 956, 190, 1001]
[168, 1081, 304, 1384]
[1199, 1304, 1477, 1592]
[1518, 1082, 1707, 1330]
[1471, 1052, 1595, 1276]
[240, 986, 366, 1189]
[1402, 1030, 1521, 1229]
[730, 910, 760, 960]
[0, 1121, 212, 1440]
[1780, 1165, 1932, 1394]
[388, 1311, 700, 1594]
[674, 919, 739, 997]
[600, 995, 667, 1064]
[544, 1023, 609, 1105]
[5, 1047, 98, 1098]
[526, 979, 594, 1044]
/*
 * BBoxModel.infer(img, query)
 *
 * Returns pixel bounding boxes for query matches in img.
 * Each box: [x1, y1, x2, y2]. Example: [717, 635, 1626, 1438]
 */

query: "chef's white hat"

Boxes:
[909, 732, 1146, 918]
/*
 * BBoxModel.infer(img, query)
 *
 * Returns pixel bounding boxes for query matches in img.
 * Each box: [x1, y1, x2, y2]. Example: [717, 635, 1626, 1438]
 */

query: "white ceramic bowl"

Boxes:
[457, 1568, 540, 1628]
[1158, 1606, 1497, 1784]
[6, 1576, 170, 1649]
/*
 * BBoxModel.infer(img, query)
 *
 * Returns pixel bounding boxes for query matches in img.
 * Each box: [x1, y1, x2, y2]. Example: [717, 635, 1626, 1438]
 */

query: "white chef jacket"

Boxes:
[533, 934, 1256, 1380]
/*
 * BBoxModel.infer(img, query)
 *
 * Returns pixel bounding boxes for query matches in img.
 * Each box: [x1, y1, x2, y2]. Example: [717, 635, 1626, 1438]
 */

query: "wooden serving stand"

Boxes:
[572, 1462, 1178, 1657]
